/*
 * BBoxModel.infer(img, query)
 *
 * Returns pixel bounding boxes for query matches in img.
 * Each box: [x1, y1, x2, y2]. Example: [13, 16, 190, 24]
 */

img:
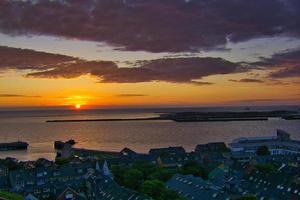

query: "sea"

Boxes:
[0, 105, 299, 161]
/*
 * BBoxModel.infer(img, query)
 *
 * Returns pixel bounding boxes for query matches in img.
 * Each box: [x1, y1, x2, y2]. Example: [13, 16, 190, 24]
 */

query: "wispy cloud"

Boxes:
[0, 94, 41, 98]
[115, 94, 148, 97]
[228, 98, 300, 103]
[229, 78, 264, 83]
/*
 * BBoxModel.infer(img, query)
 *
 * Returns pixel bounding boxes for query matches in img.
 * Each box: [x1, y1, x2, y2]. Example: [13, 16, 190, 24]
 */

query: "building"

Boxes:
[229, 129, 300, 155]
[0, 164, 8, 189]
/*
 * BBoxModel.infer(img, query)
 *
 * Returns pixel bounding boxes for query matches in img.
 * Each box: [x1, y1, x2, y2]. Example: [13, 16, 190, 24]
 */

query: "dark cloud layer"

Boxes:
[0, 46, 242, 84]
[1, 0, 300, 52]
[28, 57, 241, 84]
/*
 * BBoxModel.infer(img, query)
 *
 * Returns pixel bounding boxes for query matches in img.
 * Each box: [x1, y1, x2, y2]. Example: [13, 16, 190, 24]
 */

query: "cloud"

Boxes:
[1, 0, 300, 52]
[234, 99, 279, 103]
[228, 98, 300, 104]
[269, 67, 300, 78]
[254, 48, 300, 78]
[90, 57, 242, 84]
[0, 94, 41, 98]
[1, 46, 242, 84]
[0, 46, 76, 71]
[229, 78, 264, 83]
[28, 57, 241, 84]
[115, 94, 148, 97]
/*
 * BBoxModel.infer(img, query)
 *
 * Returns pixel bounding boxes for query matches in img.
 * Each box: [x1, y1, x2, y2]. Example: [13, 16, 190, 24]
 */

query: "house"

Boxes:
[56, 187, 86, 200]
[9, 161, 95, 199]
[120, 147, 137, 157]
[195, 142, 228, 154]
[149, 146, 186, 158]
[156, 155, 187, 168]
[119, 147, 150, 163]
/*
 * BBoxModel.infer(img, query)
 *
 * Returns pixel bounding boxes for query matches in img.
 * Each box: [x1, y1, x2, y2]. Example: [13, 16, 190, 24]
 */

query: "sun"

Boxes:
[75, 104, 81, 109]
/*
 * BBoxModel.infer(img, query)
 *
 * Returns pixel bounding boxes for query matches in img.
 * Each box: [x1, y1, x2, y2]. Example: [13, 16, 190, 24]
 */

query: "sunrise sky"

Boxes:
[0, 0, 300, 109]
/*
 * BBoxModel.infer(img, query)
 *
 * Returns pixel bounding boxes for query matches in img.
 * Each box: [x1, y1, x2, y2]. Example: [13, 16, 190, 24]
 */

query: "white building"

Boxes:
[229, 130, 300, 155]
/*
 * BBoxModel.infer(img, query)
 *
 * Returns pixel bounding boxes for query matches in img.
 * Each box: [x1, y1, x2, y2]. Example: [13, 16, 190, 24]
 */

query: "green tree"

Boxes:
[256, 145, 270, 156]
[161, 189, 183, 200]
[141, 179, 165, 199]
[111, 165, 128, 185]
[180, 160, 208, 179]
[123, 169, 144, 190]
[237, 195, 258, 200]
[149, 168, 178, 182]
[55, 158, 70, 165]
[256, 163, 276, 173]
[132, 161, 157, 179]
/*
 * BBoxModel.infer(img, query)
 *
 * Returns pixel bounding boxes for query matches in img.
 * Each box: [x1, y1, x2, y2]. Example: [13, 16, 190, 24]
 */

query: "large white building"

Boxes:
[229, 129, 300, 155]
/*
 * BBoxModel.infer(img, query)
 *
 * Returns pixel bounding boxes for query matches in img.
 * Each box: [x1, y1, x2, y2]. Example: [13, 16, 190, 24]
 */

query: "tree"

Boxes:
[180, 160, 208, 179]
[161, 189, 183, 200]
[141, 179, 165, 199]
[55, 158, 70, 165]
[111, 165, 128, 185]
[256, 145, 271, 156]
[237, 195, 258, 200]
[256, 163, 276, 173]
[132, 161, 157, 179]
[149, 168, 178, 182]
[123, 169, 144, 190]
[141, 179, 184, 200]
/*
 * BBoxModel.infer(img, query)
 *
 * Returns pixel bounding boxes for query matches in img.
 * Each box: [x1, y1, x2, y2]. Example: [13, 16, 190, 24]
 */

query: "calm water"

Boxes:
[0, 106, 299, 161]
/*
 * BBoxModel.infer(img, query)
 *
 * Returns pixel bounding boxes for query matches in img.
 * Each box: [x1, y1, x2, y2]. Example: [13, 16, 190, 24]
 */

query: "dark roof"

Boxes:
[166, 174, 230, 200]
[149, 146, 186, 157]
[56, 187, 86, 200]
[87, 177, 149, 200]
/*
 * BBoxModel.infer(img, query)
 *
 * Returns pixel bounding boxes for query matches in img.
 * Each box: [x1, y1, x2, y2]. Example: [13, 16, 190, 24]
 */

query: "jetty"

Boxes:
[0, 141, 28, 151]
[45, 110, 300, 123]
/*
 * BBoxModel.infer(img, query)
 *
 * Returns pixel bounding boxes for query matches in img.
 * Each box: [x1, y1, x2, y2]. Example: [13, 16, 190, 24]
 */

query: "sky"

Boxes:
[0, 0, 300, 109]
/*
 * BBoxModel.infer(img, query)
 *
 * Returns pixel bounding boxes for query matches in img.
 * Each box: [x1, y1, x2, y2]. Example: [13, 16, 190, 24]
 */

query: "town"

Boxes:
[1, 129, 300, 200]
